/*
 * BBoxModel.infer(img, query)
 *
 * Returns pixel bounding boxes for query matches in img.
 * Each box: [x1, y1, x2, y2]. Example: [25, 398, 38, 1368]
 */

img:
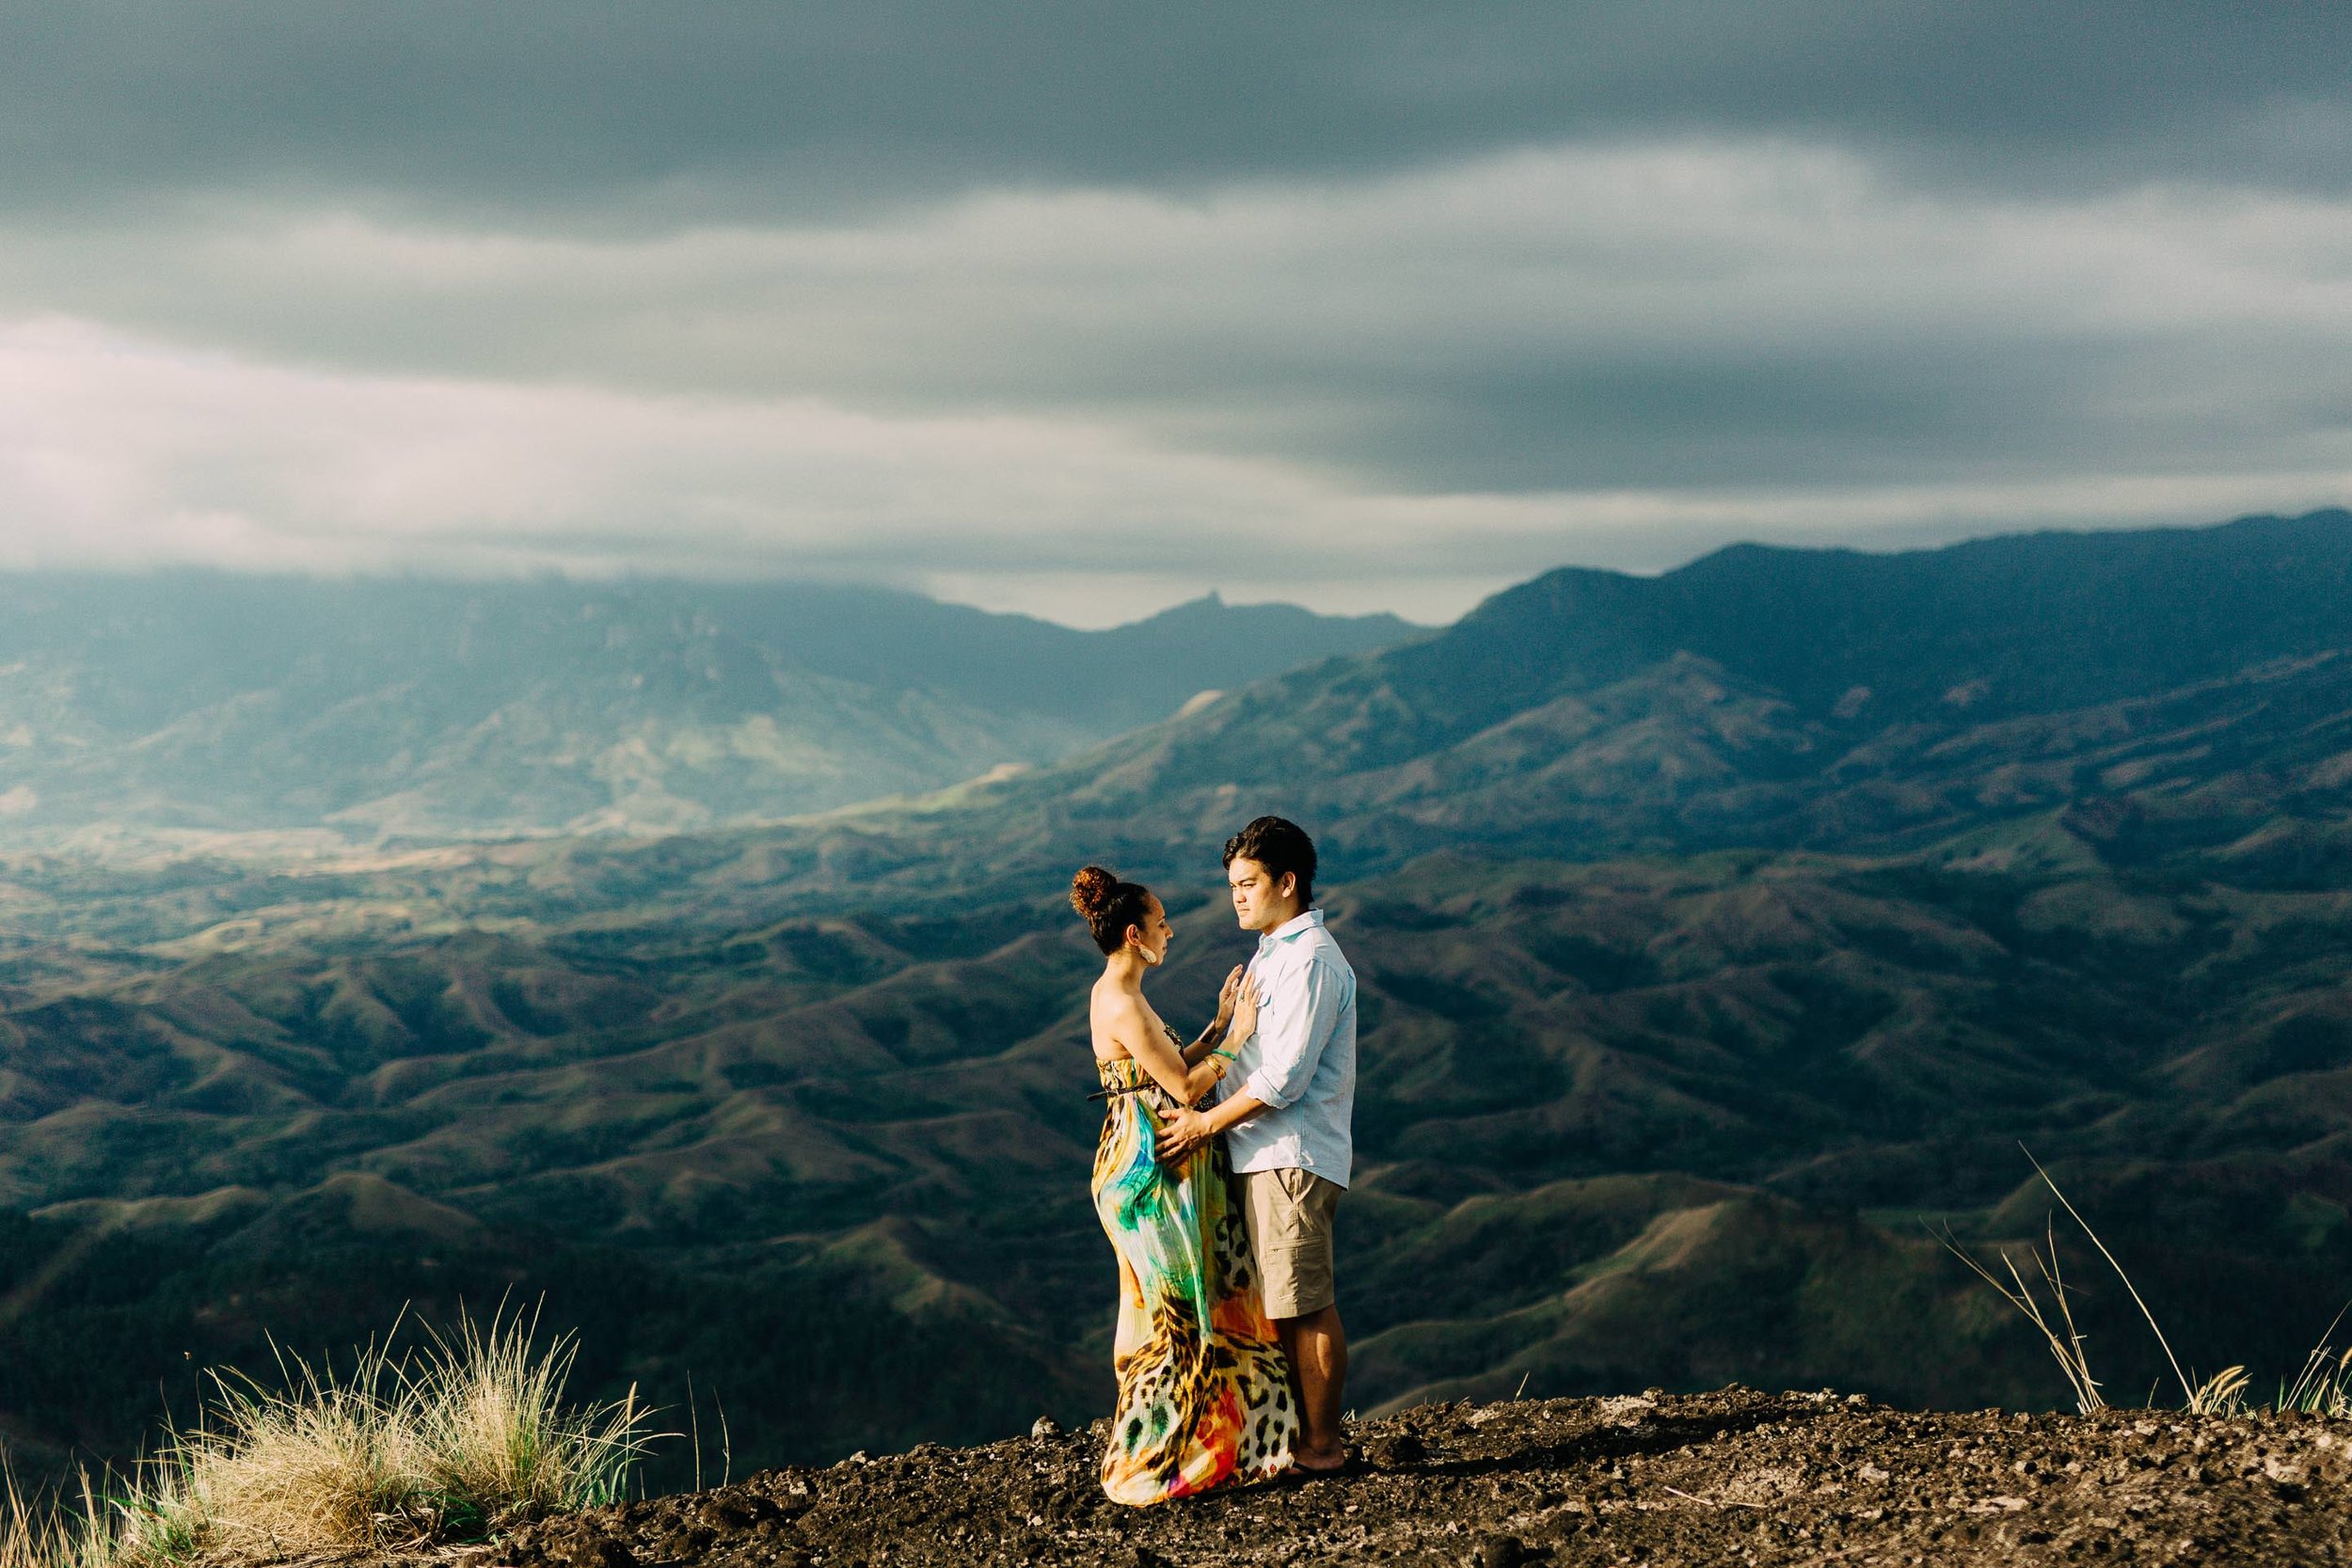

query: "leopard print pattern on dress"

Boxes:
[1093, 1049, 1296, 1503]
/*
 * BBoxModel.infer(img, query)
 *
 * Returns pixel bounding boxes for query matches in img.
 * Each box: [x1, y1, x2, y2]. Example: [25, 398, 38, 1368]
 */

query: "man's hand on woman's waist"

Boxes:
[1154, 1092, 1266, 1164]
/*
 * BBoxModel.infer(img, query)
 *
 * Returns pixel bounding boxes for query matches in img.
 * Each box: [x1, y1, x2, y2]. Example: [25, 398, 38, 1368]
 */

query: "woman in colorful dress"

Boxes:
[1072, 864, 1298, 1504]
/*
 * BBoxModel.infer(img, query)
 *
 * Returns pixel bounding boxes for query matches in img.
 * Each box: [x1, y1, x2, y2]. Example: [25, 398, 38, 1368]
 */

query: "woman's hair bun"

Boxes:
[1071, 864, 1118, 920]
[1071, 864, 1154, 955]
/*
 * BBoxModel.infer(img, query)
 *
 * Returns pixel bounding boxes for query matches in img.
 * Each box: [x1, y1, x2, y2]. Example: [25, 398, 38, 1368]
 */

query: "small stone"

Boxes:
[1364, 1431, 1427, 1468]
[1597, 1393, 1659, 1426]
[563, 1536, 639, 1568]
[1468, 1531, 1526, 1568]
[1031, 1415, 1064, 1439]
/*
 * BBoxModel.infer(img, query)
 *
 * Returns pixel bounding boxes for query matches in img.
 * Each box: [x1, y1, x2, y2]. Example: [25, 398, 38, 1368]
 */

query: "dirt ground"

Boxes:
[491, 1387, 2352, 1567]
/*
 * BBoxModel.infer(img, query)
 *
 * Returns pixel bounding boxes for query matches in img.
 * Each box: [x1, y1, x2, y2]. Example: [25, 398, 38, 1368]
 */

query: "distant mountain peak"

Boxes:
[0, 575, 1418, 845]
[1431, 507, 2352, 724]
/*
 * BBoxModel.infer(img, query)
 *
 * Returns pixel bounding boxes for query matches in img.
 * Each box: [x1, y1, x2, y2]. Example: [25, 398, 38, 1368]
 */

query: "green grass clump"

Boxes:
[2, 1304, 648, 1566]
[2270, 1343, 2352, 1418]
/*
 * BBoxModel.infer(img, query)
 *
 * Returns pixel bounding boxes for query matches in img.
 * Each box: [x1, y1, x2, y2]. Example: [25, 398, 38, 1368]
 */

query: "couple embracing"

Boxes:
[1070, 815, 1356, 1505]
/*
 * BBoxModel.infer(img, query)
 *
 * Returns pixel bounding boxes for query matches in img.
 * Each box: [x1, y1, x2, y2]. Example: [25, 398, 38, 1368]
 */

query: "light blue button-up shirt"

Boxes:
[1220, 908, 1357, 1187]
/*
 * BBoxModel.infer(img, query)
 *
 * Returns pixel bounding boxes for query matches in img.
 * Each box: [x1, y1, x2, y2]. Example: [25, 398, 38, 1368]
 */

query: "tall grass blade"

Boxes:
[2018, 1146, 2195, 1406]
[1938, 1222, 2104, 1413]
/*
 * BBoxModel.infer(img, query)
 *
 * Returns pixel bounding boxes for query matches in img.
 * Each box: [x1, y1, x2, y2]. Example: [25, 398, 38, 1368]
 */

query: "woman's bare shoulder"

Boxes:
[1089, 981, 1154, 1062]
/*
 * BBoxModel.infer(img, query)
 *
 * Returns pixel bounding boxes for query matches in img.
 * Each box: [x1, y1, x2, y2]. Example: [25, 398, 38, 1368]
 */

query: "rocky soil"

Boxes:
[492, 1387, 2352, 1567]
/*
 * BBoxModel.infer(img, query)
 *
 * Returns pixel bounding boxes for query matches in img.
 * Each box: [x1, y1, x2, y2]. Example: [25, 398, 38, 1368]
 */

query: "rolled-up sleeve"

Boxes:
[1242, 956, 1345, 1110]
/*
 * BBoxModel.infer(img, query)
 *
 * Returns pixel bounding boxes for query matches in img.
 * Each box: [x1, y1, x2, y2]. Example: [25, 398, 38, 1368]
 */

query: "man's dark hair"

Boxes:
[1223, 816, 1317, 906]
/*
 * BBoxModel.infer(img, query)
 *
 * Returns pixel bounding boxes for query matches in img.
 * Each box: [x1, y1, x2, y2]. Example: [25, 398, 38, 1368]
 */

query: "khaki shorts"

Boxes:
[1240, 1166, 1342, 1320]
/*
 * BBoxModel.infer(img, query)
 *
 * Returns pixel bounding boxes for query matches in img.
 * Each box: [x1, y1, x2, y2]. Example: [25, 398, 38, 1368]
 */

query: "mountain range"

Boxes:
[0, 575, 1415, 843]
[5, 510, 2352, 1487]
[531, 506, 2352, 912]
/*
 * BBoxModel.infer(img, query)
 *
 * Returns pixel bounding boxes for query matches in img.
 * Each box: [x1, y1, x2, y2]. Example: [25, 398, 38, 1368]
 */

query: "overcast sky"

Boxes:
[2, 3, 2347, 626]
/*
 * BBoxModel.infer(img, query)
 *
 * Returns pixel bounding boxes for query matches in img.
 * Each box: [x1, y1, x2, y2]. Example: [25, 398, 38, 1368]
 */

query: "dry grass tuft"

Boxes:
[405, 1307, 647, 1531]
[170, 1333, 431, 1558]
[2, 1304, 649, 1566]
[1946, 1214, 2109, 1414]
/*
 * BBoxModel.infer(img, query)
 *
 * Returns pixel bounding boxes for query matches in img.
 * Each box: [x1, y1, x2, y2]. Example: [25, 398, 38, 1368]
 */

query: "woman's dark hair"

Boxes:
[1222, 816, 1317, 905]
[1071, 864, 1155, 956]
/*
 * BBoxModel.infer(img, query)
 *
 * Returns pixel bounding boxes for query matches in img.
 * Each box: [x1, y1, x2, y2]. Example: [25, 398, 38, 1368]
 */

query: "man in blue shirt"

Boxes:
[1156, 816, 1357, 1474]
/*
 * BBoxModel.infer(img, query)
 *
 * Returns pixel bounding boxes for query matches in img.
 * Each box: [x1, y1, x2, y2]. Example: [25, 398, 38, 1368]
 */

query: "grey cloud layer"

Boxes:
[1, 4, 2347, 621]
[9, 149, 2347, 498]
[5, 1, 2347, 218]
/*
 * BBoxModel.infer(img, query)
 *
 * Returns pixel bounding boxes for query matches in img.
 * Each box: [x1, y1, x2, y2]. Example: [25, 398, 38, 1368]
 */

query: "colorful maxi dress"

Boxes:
[1091, 1043, 1296, 1504]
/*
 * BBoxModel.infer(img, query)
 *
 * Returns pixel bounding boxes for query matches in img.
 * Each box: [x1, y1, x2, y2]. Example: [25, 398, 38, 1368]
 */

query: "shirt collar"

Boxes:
[1256, 908, 1324, 949]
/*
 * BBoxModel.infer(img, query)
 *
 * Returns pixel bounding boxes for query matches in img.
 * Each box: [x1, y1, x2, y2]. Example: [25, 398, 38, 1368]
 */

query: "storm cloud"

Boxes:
[0, 3, 2345, 622]
[8, 2, 2345, 211]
